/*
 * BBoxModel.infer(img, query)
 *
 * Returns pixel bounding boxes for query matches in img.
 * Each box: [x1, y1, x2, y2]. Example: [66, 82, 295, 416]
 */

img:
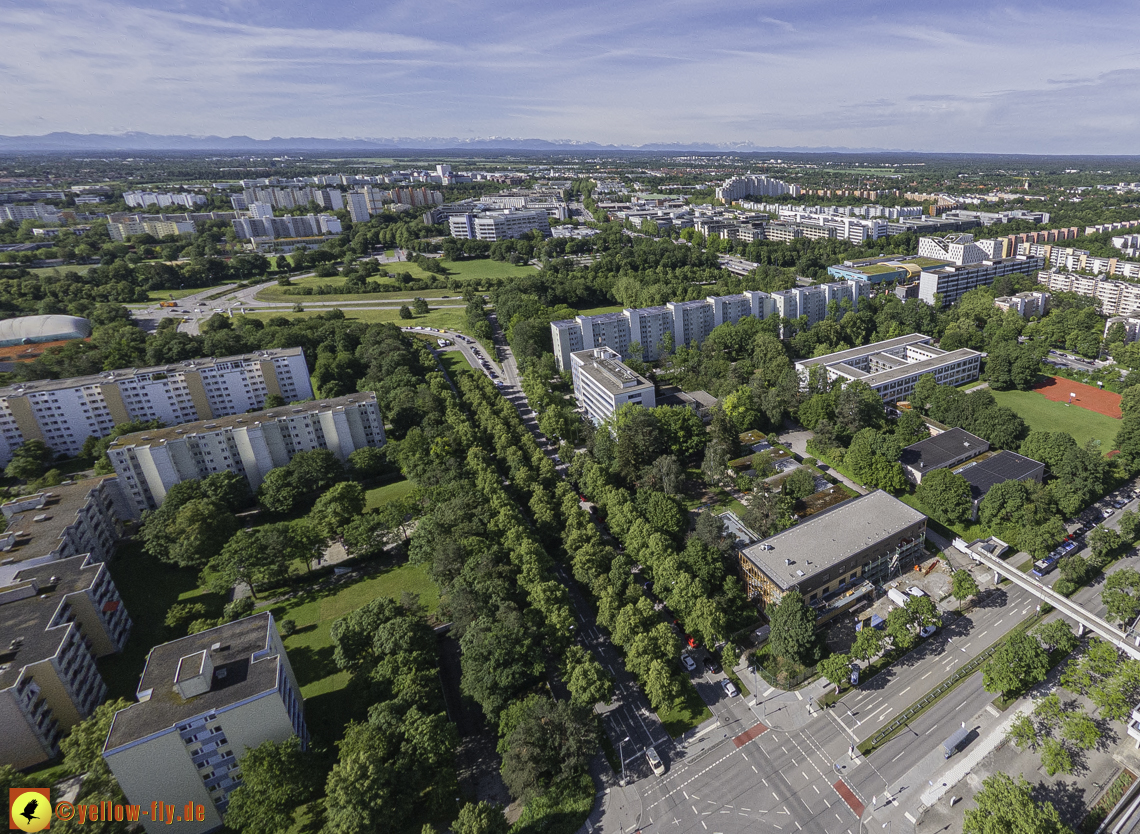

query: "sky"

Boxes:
[1, 0, 1139, 153]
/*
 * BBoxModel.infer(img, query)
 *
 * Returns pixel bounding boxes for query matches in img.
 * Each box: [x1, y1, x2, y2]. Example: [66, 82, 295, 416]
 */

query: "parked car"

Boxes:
[646, 746, 666, 776]
[681, 655, 697, 672]
[919, 624, 938, 638]
[721, 679, 739, 697]
[703, 656, 721, 674]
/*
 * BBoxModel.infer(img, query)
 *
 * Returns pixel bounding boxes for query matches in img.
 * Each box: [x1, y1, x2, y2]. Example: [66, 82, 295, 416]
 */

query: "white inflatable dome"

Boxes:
[0, 315, 92, 347]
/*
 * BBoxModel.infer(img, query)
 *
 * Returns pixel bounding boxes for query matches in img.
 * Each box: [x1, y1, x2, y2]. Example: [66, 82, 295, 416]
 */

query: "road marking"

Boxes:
[802, 771, 808, 781]
[796, 691, 804, 701]
[892, 750, 908, 762]
[802, 798, 812, 810]
[995, 619, 1004, 626]
[762, 778, 769, 787]
[752, 765, 758, 773]
[764, 687, 775, 696]
[813, 785, 820, 794]
[773, 792, 779, 800]
[832, 779, 865, 817]
[692, 806, 698, 814]
[922, 669, 934, 679]
[899, 686, 911, 696]
[906, 812, 918, 823]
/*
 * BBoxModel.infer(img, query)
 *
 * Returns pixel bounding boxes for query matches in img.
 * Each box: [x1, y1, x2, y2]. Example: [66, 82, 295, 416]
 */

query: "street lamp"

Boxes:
[619, 736, 631, 786]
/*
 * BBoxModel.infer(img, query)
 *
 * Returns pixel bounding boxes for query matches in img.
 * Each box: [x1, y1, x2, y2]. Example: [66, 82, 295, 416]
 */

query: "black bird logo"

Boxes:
[18, 798, 40, 824]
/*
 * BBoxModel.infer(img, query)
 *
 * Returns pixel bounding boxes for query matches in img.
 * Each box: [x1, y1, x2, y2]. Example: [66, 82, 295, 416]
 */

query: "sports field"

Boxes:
[989, 387, 1122, 450]
[1034, 375, 1122, 419]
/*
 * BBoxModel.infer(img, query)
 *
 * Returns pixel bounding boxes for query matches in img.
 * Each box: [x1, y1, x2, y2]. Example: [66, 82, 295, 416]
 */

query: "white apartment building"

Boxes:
[108, 392, 385, 515]
[550, 290, 778, 371]
[715, 175, 799, 203]
[918, 254, 1045, 306]
[994, 291, 1050, 318]
[1113, 234, 1140, 259]
[770, 281, 872, 331]
[1038, 271, 1140, 317]
[232, 214, 342, 241]
[103, 614, 306, 834]
[0, 204, 61, 222]
[0, 476, 131, 566]
[795, 334, 983, 403]
[239, 187, 343, 211]
[123, 192, 207, 209]
[570, 347, 656, 425]
[0, 347, 313, 466]
[109, 219, 197, 241]
[1018, 243, 1140, 280]
[448, 209, 551, 241]
[0, 552, 132, 768]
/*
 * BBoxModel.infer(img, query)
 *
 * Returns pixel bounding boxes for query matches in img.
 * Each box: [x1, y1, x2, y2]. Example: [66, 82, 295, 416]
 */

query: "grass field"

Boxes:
[21, 264, 95, 276]
[364, 478, 415, 510]
[657, 678, 713, 736]
[437, 350, 474, 378]
[98, 541, 227, 700]
[255, 257, 535, 302]
[240, 306, 469, 332]
[990, 388, 1122, 449]
[575, 304, 625, 316]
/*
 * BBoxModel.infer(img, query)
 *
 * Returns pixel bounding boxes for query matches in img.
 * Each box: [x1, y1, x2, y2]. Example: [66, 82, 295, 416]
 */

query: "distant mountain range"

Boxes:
[0, 131, 900, 154]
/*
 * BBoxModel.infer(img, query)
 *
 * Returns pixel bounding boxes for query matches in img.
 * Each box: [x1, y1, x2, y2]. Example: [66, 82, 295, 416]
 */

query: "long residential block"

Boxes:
[550, 282, 869, 371]
[0, 348, 313, 466]
[0, 552, 132, 769]
[103, 613, 306, 834]
[918, 254, 1045, 306]
[108, 392, 385, 515]
[794, 334, 983, 402]
[1037, 271, 1140, 316]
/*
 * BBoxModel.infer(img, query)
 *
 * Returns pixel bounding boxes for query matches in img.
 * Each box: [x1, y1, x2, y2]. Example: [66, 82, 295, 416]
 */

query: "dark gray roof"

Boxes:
[103, 613, 280, 752]
[900, 428, 989, 472]
[741, 491, 927, 591]
[953, 451, 1045, 501]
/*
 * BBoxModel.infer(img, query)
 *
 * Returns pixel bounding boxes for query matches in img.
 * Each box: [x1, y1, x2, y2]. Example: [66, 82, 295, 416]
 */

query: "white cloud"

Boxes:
[0, 0, 1138, 152]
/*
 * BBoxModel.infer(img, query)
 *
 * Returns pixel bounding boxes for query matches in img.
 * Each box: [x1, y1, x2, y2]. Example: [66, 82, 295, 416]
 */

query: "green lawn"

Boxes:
[896, 491, 988, 542]
[437, 350, 474, 379]
[98, 541, 228, 700]
[21, 264, 95, 276]
[575, 304, 625, 316]
[364, 478, 415, 510]
[657, 678, 713, 737]
[989, 388, 1122, 449]
[255, 257, 535, 302]
[255, 560, 440, 749]
[239, 306, 469, 332]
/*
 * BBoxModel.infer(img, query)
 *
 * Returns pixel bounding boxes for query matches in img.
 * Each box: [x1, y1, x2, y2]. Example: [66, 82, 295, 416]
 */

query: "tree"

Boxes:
[692, 509, 733, 555]
[766, 590, 816, 665]
[818, 652, 852, 691]
[885, 606, 916, 652]
[412, 297, 430, 315]
[851, 626, 885, 663]
[399, 304, 413, 319]
[497, 695, 598, 801]
[1088, 527, 1123, 566]
[962, 773, 1070, 834]
[5, 439, 53, 482]
[452, 802, 509, 834]
[782, 466, 817, 500]
[1032, 619, 1077, 655]
[1061, 712, 1102, 751]
[225, 737, 317, 834]
[982, 630, 1050, 699]
[916, 468, 973, 524]
[1041, 737, 1075, 776]
[208, 529, 280, 598]
[641, 454, 684, 495]
[563, 644, 614, 707]
[309, 481, 366, 539]
[258, 467, 302, 514]
[47, 698, 133, 833]
[951, 569, 980, 610]
[460, 609, 545, 722]
[1102, 568, 1140, 624]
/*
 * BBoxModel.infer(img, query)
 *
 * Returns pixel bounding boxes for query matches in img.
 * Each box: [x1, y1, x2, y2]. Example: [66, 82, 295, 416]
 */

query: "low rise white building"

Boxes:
[570, 347, 655, 425]
[795, 334, 983, 403]
[108, 392, 385, 515]
[448, 209, 550, 241]
[994, 291, 1050, 318]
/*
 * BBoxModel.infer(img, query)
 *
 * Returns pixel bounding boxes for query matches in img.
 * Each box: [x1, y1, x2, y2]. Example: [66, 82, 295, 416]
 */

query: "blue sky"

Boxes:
[1, 0, 1139, 153]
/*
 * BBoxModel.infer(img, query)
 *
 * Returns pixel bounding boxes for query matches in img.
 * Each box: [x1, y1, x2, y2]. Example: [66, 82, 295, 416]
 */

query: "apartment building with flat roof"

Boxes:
[1037, 271, 1140, 316]
[570, 347, 656, 425]
[994, 291, 1050, 318]
[794, 334, 982, 403]
[0, 348, 313, 467]
[0, 552, 132, 768]
[108, 392, 385, 515]
[448, 209, 550, 241]
[103, 613, 306, 834]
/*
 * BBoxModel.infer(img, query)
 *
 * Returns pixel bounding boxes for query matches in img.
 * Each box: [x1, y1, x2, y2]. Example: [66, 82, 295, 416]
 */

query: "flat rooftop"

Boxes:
[900, 428, 989, 472]
[571, 349, 651, 396]
[0, 476, 117, 566]
[108, 392, 377, 450]
[741, 490, 926, 591]
[0, 347, 303, 397]
[0, 553, 106, 690]
[104, 613, 279, 752]
[795, 333, 933, 370]
[953, 451, 1044, 501]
